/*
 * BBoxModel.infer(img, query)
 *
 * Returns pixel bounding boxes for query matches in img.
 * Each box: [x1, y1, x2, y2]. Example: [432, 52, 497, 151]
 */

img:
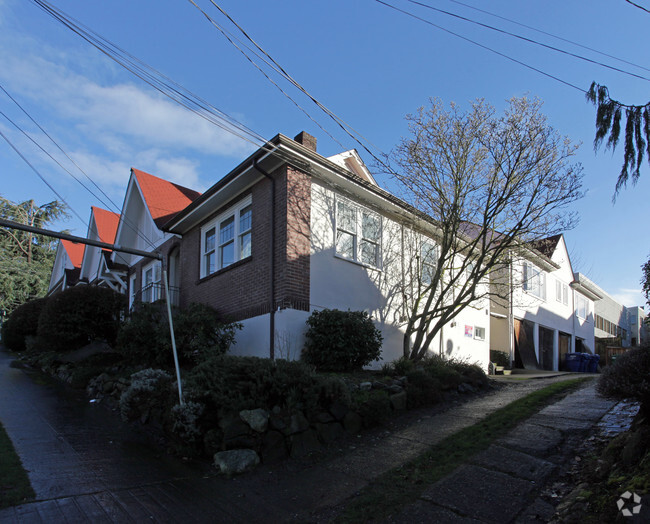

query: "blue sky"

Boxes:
[1, 0, 649, 307]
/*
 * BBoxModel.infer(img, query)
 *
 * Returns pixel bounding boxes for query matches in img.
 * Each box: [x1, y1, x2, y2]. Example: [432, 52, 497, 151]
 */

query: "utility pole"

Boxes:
[0, 218, 184, 405]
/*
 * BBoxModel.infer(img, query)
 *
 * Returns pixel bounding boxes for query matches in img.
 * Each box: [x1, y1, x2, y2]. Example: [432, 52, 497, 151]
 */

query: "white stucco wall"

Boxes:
[231, 309, 310, 360]
[309, 180, 490, 371]
[492, 236, 596, 370]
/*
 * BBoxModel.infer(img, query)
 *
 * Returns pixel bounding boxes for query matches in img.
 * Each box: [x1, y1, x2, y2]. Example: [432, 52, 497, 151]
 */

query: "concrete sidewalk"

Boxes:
[0, 349, 618, 523]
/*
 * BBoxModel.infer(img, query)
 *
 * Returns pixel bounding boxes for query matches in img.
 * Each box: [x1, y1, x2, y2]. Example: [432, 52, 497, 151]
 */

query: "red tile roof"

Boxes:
[91, 206, 120, 245]
[61, 240, 85, 268]
[132, 168, 202, 227]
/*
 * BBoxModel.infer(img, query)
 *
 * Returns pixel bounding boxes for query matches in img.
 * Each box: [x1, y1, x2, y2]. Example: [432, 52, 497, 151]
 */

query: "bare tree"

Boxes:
[383, 96, 584, 361]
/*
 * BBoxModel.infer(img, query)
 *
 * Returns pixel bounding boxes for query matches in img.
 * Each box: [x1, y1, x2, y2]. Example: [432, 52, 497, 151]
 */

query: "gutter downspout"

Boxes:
[254, 157, 276, 359]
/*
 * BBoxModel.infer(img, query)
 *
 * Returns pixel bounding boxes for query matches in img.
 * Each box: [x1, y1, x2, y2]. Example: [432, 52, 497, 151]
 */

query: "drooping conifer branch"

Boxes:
[586, 82, 650, 194]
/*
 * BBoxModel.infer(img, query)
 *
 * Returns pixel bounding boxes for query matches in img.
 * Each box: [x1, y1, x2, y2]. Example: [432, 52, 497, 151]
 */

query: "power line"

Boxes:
[444, 0, 650, 73]
[29, 0, 270, 151]
[0, 83, 123, 216]
[403, 0, 650, 82]
[374, 0, 586, 94]
[0, 90, 159, 251]
[28, 0, 318, 172]
[625, 0, 650, 14]
[186, 0, 391, 171]
[0, 128, 88, 226]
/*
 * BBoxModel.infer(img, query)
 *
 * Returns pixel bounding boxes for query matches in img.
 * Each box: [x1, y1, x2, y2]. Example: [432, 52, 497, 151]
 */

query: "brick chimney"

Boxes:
[293, 131, 317, 152]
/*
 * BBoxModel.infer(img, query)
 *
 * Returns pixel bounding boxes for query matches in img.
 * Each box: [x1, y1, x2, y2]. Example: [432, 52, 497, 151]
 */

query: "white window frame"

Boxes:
[142, 260, 162, 303]
[200, 196, 252, 278]
[576, 293, 588, 320]
[523, 261, 546, 300]
[335, 198, 382, 269]
[555, 279, 568, 305]
[420, 240, 438, 286]
[474, 326, 486, 341]
[129, 273, 137, 308]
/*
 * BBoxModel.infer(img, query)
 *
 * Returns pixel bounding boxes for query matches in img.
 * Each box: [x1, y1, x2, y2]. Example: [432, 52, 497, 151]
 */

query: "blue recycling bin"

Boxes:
[587, 354, 600, 373]
[564, 352, 582, 372]
[579, 353, 589, 372]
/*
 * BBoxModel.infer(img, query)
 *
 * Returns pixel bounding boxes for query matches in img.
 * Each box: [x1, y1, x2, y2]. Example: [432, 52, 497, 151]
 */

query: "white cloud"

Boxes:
[0, 27, 257, 163]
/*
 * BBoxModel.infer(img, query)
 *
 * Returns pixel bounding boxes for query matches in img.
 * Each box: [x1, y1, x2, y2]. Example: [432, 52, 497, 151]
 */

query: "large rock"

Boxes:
[214, 449, 260, 475]
[240, 408, 269, 433]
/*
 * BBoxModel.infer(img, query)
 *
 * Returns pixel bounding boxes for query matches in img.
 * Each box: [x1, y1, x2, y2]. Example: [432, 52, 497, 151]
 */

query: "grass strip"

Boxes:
[340, 376, 592, 522]
[0, 420, 35, 509]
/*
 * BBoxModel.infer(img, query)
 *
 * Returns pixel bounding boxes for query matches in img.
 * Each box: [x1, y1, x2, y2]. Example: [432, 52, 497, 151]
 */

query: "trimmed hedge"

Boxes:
[37, 286, 126, 352]
[1, 297, 48, 352]
[301, 309, 383, 372]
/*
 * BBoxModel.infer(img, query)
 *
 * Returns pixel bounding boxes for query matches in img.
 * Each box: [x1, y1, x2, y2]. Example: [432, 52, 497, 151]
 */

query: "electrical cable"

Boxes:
[374, 0, 586, 94]
[402, 0, 650, 82]
[0, 84, 160, 251]
[187, 0, 393, 172]
[0, 128, 88, 226]
[444, 0, 650, 73]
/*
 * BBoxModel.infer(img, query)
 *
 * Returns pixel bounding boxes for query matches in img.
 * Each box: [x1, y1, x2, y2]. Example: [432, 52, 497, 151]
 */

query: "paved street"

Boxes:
[0, 349, 625, 522]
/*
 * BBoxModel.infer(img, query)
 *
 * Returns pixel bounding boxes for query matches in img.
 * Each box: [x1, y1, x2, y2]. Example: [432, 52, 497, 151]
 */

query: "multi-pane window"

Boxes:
[421, 241, 438, 285]
[335, 199, 381, 268]
[201, 197, 252, 277]
[474, 326, 486, 341]
[523, 262, 546, 300]
[142, 261, 162, 303]
[555, 279, 568, 305]
[576, 293, 588, 319]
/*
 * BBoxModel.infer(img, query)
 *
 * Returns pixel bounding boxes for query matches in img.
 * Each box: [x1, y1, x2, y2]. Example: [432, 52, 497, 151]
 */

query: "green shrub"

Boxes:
[37, 286, 125, 352]
[301, 309, 383, 372]
[382, 356, 416, 376]
[352, 389, 392, 427]
[1, 298, 48, 352]
[119, 368, 175, 423]
[597, 347, 650, 419]
[185, 355, 348, 423]
[490, 350, 510, 368]
[405, 369, 442, 408]
[117, 302, 240, 368]
[420, 354, 463, 389]
[174, 303, 241, 363]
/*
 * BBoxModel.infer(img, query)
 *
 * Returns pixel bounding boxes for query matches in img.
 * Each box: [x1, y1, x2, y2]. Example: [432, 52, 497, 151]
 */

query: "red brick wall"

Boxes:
[177, 164, 312, 322]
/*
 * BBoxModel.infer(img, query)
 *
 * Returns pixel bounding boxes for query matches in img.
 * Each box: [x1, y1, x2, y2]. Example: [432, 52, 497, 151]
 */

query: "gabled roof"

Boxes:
[529, 234, 562, 259]
[327, 150, 378, 186]
[132, 168, 202, 227]
[91, 206, 120, 245]
[61, 240, 85, 268]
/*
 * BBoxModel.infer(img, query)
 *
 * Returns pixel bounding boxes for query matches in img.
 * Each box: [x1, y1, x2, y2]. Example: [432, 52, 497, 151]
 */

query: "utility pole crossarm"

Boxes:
[0, 218, 162, 260]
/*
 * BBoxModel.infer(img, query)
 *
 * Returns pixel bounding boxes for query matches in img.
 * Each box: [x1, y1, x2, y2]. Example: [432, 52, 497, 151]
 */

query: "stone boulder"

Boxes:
[240, 408, 269, 433]
[214, 449, 260, 475]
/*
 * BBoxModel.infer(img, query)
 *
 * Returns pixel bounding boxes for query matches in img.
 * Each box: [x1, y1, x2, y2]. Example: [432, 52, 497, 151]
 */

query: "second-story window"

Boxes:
[523, 261, 546, 300]
[335, 199, 382, 268]
[201, 196, 252, 278]
[556, 279, 568, 305]
[576, 293, 588, 319]
[421, 241, 438, 286]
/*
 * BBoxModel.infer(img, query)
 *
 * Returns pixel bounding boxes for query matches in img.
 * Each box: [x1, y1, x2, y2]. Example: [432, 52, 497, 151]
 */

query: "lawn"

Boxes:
[0, 420, 35, 509]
